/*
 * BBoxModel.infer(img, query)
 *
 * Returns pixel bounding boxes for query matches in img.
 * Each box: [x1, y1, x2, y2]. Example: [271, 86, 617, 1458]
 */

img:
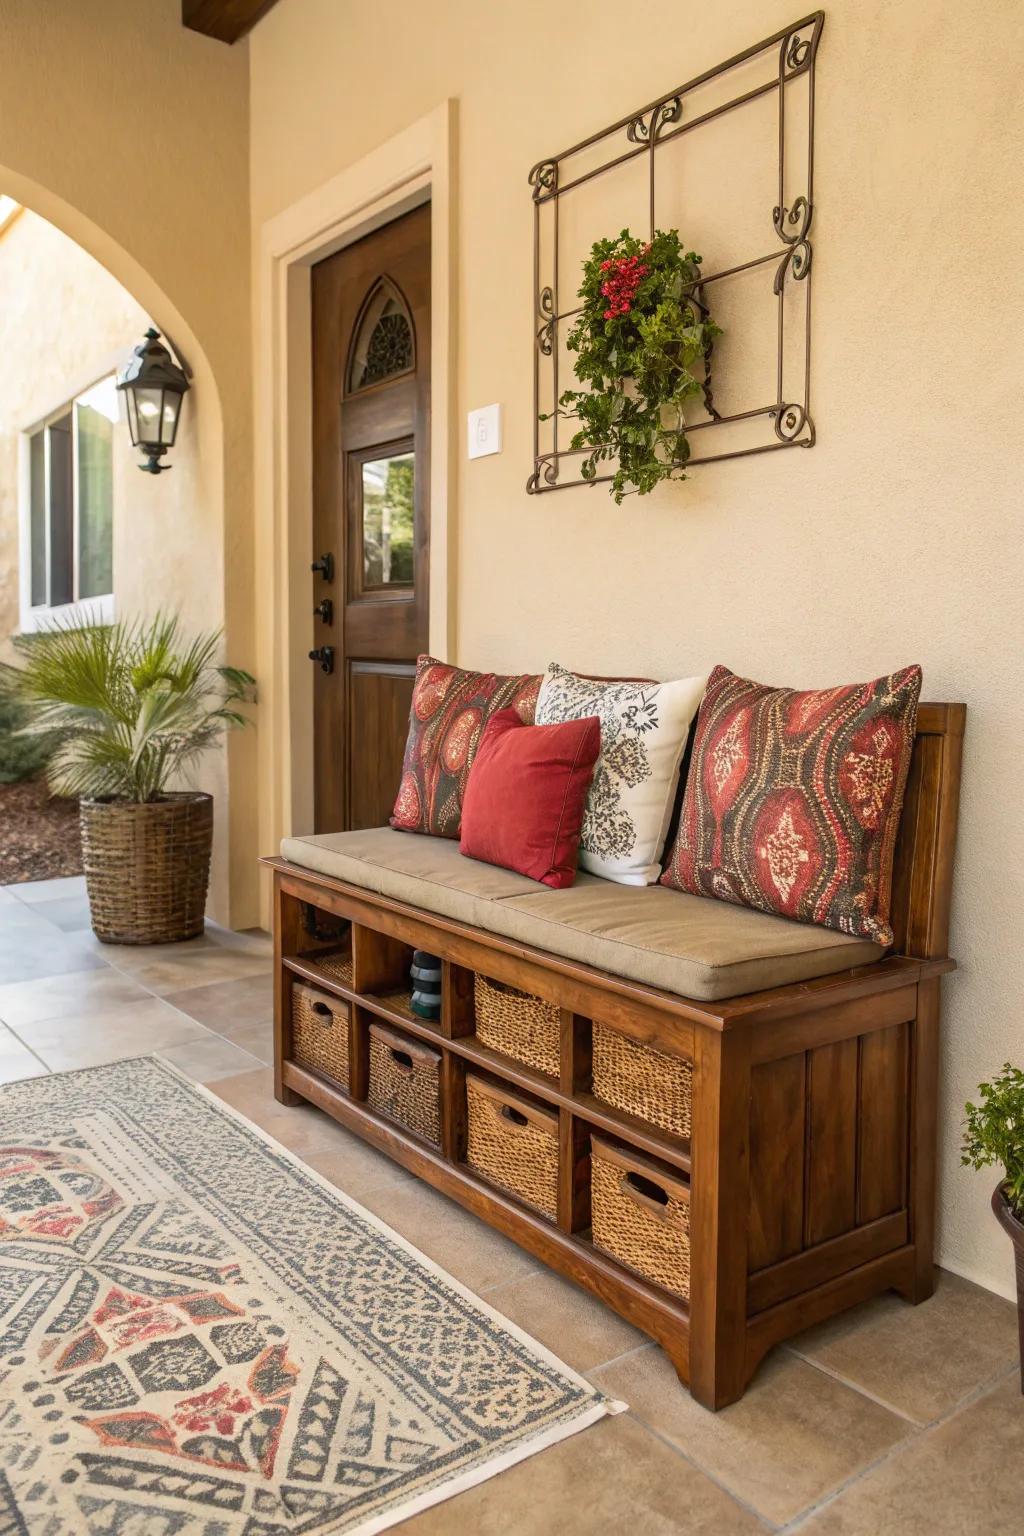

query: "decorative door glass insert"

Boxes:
[361, 451, 415, 587]
[347, 278, 414, 393]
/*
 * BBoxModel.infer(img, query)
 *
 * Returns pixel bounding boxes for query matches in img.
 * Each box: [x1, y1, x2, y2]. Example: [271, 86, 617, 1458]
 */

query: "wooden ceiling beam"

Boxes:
[182, 0, 282, 45]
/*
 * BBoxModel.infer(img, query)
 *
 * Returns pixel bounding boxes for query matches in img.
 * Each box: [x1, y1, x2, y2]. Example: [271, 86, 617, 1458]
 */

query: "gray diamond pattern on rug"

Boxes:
[0, 1058, 616, 1533]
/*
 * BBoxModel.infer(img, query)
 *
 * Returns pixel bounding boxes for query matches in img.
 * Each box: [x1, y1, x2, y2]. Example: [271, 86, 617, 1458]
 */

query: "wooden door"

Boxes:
[311, 204, 430, 832]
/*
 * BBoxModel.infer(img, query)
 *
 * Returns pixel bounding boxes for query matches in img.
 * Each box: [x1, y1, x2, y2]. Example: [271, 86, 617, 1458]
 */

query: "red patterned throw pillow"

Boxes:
[660, 664, 923, 943]
[391, 656, 542, 838]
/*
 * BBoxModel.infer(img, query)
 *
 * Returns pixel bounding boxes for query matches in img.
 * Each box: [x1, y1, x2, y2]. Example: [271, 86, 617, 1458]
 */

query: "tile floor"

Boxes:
[2, 874, 1021, 1534]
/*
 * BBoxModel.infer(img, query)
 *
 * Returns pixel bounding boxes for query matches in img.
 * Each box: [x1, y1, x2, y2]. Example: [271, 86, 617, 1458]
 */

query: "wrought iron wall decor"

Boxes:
[527, 12, 823, 495]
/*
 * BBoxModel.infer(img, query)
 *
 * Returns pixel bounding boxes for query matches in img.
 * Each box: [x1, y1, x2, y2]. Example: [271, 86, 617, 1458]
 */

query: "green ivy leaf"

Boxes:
[552, 227, 720, 500]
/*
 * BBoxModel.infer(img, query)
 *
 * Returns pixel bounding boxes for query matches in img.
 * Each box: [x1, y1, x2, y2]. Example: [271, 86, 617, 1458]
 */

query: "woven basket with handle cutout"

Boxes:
[465, 1075, 559, 1218]
[474, 974, 561, 1079]
[367, 1022, 441, 1145]
[592, 1021, 693, 1139]
[291, 982, 349, 1087]
[590, 1136, 690, 1299]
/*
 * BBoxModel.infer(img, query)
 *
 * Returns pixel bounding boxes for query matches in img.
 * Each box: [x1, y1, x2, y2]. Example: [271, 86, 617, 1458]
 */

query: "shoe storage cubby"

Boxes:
[276, 889, 693, 1288]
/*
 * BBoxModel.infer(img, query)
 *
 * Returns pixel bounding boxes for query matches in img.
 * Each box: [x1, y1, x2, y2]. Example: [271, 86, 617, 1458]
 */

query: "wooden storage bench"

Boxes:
[264, 702, 963, 1409]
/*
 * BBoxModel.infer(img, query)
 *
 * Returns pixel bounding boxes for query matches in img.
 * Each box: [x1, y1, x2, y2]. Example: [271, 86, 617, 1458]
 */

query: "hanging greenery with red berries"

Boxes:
[549, 228, 721, 504]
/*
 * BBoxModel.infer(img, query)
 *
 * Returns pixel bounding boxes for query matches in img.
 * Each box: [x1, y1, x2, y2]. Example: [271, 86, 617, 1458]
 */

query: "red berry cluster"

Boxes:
[599, 249, 650, 319]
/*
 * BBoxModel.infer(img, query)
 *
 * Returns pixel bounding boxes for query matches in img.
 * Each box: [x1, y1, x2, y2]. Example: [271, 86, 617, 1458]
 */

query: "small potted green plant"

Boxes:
[962, 1063, 1024, 1391]
[1, 614, 254, 945]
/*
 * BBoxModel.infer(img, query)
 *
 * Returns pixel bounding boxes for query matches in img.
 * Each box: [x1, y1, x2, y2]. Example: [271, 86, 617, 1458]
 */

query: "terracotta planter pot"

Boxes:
[80, 793, 213, 945]
[992, 1183, 1024, 1394]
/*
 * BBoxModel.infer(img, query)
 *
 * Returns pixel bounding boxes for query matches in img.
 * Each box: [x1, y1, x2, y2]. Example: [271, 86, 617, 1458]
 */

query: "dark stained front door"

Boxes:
[311, 204, 431, 832]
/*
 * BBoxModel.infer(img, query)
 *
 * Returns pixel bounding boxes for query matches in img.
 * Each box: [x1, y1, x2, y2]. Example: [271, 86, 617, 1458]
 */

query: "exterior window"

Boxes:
[25, 375, 117, 620]
[346, 278, 414, 393]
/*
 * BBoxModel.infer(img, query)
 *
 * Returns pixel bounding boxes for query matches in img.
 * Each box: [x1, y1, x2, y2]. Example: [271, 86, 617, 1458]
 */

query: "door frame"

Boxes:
[254, 102, 455, 907]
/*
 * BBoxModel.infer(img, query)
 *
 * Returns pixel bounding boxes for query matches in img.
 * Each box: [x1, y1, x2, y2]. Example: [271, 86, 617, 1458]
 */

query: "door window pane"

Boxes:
[362, 451, 414, 587]
[29, 429, 47, 606]
[76, 377, 116, 599]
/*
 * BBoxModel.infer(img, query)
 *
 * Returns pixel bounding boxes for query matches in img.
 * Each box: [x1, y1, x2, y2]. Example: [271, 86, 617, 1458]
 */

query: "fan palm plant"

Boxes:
[1, 613, 254, 802]
[1, 614, 254, 944]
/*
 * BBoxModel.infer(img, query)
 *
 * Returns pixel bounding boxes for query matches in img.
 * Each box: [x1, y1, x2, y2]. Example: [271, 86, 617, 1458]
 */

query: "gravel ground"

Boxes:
[0, 779, 83, 884]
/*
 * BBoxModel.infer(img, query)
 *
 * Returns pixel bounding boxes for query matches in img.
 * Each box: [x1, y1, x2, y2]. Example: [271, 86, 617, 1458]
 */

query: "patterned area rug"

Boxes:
[0, 1058, 620, 1533]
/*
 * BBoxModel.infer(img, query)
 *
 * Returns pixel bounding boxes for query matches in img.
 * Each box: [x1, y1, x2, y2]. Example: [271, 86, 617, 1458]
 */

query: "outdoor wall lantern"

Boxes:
[117, 328, 191, 475]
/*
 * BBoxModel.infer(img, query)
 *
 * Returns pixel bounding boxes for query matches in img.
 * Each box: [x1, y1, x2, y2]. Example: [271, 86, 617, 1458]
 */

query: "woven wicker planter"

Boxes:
[80, 793, 213, 945]
[992, 1184, 1024, 1394]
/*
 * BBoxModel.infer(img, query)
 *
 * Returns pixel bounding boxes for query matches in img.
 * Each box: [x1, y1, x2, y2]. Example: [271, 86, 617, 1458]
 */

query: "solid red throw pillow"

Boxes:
[391, 656, 542, 838]
[660, 663, 922, 943]
[460, 710, 601, 889]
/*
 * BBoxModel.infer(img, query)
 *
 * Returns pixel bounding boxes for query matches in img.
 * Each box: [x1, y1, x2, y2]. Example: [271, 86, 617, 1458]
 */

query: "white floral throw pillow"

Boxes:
[535, 663, 708, 886]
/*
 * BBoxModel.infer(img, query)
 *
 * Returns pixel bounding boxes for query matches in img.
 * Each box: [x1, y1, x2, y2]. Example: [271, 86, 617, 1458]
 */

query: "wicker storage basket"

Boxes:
[465, 1075, 558, 1219]
[367, 1022, 441, 1145]
[592, 1021, 693, 1139]
[474, 975, 561, 1079]
[291, 982, 350, 1087]
[80, 793, 213, 945]
[590, 1137, 691, 1300]
[313, 950, 354, 988]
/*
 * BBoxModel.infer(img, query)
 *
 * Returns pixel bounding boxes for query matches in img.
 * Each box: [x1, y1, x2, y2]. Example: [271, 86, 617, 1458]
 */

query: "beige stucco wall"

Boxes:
[0, 0, 256, 926]
[250, 0, 1024, 1300]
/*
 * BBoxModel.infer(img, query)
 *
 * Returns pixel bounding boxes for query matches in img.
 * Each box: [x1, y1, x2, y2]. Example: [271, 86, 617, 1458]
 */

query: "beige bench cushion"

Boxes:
[280, 827, 884, 1003]
[281, 826, 545, 925]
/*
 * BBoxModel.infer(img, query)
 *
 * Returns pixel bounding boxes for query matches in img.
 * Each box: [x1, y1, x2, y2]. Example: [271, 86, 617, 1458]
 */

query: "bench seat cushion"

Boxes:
[280, 827, 885, 1003]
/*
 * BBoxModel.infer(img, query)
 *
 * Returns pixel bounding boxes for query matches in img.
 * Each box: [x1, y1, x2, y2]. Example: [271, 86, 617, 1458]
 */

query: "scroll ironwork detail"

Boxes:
[528, 160, 558, 201]
[528, 11, 822, 493]
[626, 96, 683, 144]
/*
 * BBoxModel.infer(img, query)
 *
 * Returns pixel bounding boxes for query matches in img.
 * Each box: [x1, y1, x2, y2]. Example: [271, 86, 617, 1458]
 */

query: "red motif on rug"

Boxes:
[0, 1147, 123, 1243]
[40, 1284, 245, 1371]
[81, 1342, 299, 1477]
[33, 1277, 301, 1479]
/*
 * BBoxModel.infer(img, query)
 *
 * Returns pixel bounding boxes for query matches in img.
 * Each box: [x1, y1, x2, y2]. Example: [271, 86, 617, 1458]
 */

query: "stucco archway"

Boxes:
[0, 164, 249, 927]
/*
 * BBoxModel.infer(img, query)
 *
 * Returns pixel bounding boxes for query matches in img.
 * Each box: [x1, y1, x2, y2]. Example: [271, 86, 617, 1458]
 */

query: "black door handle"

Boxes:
[314, 598, 333, 625]
[311, 552, 334, 582]
[309, 646, 334, 674]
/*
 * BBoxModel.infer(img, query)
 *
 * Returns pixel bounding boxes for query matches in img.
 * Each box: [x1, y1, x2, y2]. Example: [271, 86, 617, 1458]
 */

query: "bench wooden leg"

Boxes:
[274, 879, 304, 1106]
[898, 976, 940, 1305]
[688, 1026, 752, 1410]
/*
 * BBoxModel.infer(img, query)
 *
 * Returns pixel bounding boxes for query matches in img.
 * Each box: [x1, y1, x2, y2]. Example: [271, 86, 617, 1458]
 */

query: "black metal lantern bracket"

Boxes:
[117, 327, 193, 475]
[527, 12, 822, 494]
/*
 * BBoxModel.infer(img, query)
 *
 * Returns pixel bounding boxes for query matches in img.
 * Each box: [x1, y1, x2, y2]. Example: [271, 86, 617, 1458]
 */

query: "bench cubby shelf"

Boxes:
[267, 701, 964, 1410]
